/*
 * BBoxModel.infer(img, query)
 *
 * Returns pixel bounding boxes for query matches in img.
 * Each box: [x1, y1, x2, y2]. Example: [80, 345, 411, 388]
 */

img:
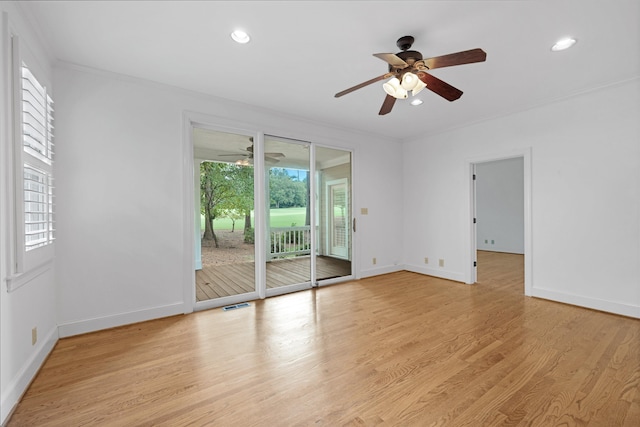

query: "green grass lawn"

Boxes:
[202, 207, 308, 231]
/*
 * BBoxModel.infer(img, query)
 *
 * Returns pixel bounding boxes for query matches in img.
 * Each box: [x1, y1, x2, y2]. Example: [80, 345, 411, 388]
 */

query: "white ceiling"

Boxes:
[21, 0, 640, 141]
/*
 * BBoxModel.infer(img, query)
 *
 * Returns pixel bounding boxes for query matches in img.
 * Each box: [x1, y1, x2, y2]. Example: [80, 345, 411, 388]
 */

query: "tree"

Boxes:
[200, 162, 235, 247]
[269, 168, 308, 209]
[222, 165, 254, 241]
[304, 174, 311, 226]
[219, 209, 244, 232]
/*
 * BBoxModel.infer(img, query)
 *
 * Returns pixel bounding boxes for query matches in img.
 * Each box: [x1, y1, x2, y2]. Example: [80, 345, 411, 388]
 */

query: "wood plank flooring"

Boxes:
[196, 256, 351, 301]
[8, 251, 640, 426]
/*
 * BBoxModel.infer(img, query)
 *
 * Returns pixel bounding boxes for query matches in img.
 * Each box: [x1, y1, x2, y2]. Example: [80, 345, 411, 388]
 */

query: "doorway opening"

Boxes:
[468, 149, 531, 295]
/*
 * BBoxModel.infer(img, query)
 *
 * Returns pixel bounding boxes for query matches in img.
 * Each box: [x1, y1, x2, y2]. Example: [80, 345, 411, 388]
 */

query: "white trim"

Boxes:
[193, 158, 203, 271]
[57, 303, 185, 338]
[1, 11, 11, 291]
[5, 257, 53, 291]
[0, 324, 57, 424]
[465, 148, 532, 296]
[470, 163, 477, 283]
[531, 288, 640, 319]
[350, 148, 359, 279]
[11, 33, 24, 274]
[309, 141, 317, 285]
[359, 264, 404, 278]
[254, 132, 267, 299]
[182, 112, 196, 313]
[404, 264, 466, 283]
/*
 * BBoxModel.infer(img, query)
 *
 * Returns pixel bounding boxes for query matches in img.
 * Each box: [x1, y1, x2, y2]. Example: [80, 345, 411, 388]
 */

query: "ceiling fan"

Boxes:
[219, 137, 285, 165]
[335, 36, 486, 115]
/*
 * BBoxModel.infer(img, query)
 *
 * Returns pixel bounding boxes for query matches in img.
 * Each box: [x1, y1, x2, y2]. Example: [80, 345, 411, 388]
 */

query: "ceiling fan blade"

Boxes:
[265, 152, 285, 158]
[422, 48, 486, 70]
[417, 72, 463, 101]
[373, 53, 409, 69]
[219, 153, 249, 157]
[265, 156, 280, 164]
[335, 72, 394, 98]
[378, 94, 396, 115]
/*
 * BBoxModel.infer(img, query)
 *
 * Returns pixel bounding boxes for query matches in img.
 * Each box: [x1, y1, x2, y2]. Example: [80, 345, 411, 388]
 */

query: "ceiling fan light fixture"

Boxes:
[412, 79, 427, 95]
[383, 78, 408, 99]
[551, 37, 576, 51]
[410, 99, 423, 106]
[401, 72, 419, 91]
[231, 30, 251, 44]
[395, 88, 408, 99]
[383, 77, 402, 97]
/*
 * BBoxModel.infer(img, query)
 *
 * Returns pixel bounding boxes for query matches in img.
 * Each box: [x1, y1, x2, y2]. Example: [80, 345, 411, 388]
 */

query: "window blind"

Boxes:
[21, 65, 54, 163]
[21, 63, 55, 251]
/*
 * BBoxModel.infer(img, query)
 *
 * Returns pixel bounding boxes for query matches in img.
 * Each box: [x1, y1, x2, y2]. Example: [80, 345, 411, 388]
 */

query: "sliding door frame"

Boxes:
[182, 112, 356, 313]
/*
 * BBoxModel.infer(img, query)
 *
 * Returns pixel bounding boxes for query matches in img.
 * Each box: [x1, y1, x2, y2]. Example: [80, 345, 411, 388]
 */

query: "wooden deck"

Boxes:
[196, 256, 351, 301]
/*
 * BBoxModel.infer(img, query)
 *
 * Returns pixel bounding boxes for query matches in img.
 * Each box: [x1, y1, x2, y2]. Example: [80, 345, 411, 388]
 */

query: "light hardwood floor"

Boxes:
[8, 251, 640, 426]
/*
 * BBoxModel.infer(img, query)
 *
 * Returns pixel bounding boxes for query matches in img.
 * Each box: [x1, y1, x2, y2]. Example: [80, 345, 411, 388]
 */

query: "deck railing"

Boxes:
[269, 226, 312, 259]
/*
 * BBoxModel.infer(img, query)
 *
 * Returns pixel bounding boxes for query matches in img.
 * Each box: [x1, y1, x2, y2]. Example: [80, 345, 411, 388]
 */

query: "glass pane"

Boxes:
[24, 164, 51, 250]
[193, 128, 256, 302]
[265, 136, 311, 290]
[315, 146, 352, 281]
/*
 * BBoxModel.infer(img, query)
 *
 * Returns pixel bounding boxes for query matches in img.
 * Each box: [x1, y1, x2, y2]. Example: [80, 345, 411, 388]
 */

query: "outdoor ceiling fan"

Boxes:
[335, 35, 487, 115]
[219, 137, 285, 165]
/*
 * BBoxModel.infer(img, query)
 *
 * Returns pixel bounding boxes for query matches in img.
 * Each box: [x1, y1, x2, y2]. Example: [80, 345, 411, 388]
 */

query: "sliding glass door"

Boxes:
[314, 146, 352, 282]
[193, 127, 257, 307]
[191, 127, 353, 308]
[264, 136, 312, 295]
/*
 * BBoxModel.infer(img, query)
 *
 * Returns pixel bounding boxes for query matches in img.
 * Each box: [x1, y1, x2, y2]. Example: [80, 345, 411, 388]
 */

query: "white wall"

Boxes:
[0, 3, 58, 423]
[403, 78, 640, 318]
[476, 157, 524, 253]
[53, 64, 404, 337]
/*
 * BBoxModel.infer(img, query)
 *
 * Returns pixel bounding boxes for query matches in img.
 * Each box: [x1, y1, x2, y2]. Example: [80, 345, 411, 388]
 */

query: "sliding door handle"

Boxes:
[353, 217, 356, 232]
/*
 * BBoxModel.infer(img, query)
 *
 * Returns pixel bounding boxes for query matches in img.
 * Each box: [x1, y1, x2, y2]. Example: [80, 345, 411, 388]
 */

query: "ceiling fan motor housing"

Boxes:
[396, 35, 414, 51]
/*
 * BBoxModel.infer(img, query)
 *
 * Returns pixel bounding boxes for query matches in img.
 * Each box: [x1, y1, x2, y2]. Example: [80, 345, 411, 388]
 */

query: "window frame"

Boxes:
[7, 33, 55, 291]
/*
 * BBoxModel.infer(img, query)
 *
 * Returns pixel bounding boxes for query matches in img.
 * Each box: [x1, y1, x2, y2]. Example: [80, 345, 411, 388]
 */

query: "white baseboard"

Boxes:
[404, 264, 466, 283]
[1, 326, 58, 426]
[359, 264, 404, 278]
[531, 287, 640, 319]
[57, 302, 185, 338]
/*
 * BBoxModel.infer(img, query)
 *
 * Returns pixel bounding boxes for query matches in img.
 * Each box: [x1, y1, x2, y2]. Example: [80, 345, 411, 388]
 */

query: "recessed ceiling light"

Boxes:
[231, 30, 250, 44]
[410, 99, 423, 106]
[551, 37, 576, 51]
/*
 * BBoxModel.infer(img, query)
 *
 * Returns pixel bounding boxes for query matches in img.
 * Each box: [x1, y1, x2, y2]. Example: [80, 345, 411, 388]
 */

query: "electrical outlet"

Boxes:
[484, 239, 488, 244]
[439, 259, 445, 267]
[491, 240, 495, 244]
[32, 327, 37, 346]
[424, 257, 429, 264]
[361, 207, 368, 215]
[372, 257, 377, 265]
